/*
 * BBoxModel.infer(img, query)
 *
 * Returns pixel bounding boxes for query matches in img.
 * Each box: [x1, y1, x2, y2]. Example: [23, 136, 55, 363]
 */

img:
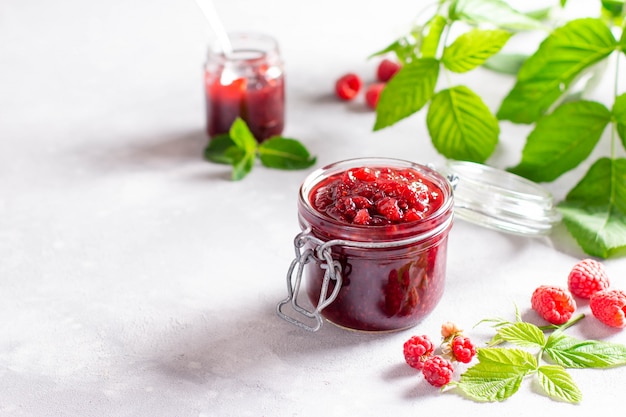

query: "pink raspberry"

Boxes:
[531, 285, 576, 325]
[567, 258, 610, 299]
[451, 336, 476, 363]
[422, 355, 454, 387]
[589, 289, 626, 328]
[441, 322, 463, 339]
[403, 335, 434, 370]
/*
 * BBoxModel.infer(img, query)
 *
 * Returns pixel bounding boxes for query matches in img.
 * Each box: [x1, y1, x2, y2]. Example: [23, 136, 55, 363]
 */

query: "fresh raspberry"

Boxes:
[403, 335, 434, 370]
[567, 258, 610, 299]
[531, 285, 576, 325]
[422, 355, 454, 387]
[365, 83, 385, 109]
[450, 336, 476, 363]
[376, 58, 401, 82]
[335, 73, 362, 100]
[589, 289, 626, 328]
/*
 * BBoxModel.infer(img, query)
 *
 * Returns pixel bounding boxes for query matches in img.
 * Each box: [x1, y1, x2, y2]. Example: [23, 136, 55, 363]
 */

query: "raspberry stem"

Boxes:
[538, 313, 585, 333]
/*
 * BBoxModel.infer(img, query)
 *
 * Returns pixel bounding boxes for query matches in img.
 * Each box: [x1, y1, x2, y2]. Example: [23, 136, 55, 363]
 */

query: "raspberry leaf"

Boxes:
[456, 348, 536, 402]
[483, 52, 527, 75]
[536, 365, 582, 403]
[258, 137, 317, 170]
[420, 15, 447, 58]
[442, 29, 512, 73]
[496, 322, 546, 349]
[614, 93, 626, 150]
[374, 58, 439, 131]
[507, 100, 612, 182]
[427, 86, 499, 162]
[544, 332, 626, 368]
[451, 0, 546, 31]
[558, 158, 626, 258]
[497, 18, 618, 124]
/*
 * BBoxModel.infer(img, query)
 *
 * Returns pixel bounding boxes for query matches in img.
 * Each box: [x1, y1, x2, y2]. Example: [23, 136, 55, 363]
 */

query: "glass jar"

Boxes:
[277, 158, 454, 332]
[204, 32, 285, 142]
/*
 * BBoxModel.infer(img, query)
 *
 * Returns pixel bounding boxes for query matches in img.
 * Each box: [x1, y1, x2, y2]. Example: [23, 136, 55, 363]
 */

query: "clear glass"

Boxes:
[441, 160, 562, 236]
[204, 32, 285, 142]
[297, 158, 454, 332]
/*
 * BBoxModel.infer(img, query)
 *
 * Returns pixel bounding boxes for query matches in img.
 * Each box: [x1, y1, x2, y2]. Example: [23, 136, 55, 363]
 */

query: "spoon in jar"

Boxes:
[194, 0, 233, 56]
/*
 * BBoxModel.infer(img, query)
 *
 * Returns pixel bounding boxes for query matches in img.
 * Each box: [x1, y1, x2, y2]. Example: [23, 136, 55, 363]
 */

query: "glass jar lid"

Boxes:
[439, 160, 562, 236]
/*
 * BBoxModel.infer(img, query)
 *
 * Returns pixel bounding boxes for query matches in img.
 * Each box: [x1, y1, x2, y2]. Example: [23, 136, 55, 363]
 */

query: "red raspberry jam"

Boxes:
[297, 158, 454, 332]
[204, 33, 285, 142]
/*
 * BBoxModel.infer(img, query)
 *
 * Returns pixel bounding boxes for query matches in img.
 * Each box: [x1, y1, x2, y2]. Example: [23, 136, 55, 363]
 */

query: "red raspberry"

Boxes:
[335, 73, 362, 100]
[531, 285, 576, 325]
[567, 258, 610, 299]
[403, 335, 434, 370]
[365, 83, 385, 109]
[422, 355, 454, 387]
[589, 289, 626, 328]
[376, 58, 401, 82]
[450, 336, 476, 363]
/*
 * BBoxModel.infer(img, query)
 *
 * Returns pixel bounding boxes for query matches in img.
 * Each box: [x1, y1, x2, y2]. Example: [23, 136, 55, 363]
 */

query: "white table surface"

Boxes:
[1, 0, 625, 416]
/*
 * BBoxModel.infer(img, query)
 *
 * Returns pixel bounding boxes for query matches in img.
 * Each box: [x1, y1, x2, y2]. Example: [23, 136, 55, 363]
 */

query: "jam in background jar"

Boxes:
[297, 158, 454, 332]
[204, 33, 285, 142]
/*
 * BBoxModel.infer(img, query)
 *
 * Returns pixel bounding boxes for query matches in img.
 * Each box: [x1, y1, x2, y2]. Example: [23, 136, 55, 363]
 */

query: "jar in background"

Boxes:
[277, 158, 454, 332]
[204, 32, 285, 142]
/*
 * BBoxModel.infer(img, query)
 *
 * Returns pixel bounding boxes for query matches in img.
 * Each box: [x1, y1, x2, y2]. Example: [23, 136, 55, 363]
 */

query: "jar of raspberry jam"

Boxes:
[204, 32, 285, 142]
[277, 158, 454, 332]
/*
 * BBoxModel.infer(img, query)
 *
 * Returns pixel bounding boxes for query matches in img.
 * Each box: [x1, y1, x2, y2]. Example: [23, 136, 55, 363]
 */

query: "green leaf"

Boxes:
[508, 100, 611, 182]
[601, 0, 624, 17]
[558, 158, 626, 258]
[420, 15, 447, 58]
[231, 153, 255, 181]
[525, 7, 552, 21]
[456, 348, 537, 402]
[229, 117, 258, 155]
[483, 53, 528, 75]
[497, 322, 546, 349]
[614, 93, 626, 150]
[497, 18, 618, 124]
[426, 86, 499, 162]
[452, 0, 547, 31]
[204, 134, 239, 165]
[544, 332, 626, 368]
[374, 58, 439, 131]
[369, 29, 422, 64]
[442, 29, 512, 73]
[537, 365, 582, 403]
[258, 137, 316, 170]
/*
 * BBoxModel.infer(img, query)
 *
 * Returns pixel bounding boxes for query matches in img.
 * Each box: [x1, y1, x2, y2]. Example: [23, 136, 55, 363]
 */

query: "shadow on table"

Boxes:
[144, 292, 400, 386]
[75, 128, 207, 168]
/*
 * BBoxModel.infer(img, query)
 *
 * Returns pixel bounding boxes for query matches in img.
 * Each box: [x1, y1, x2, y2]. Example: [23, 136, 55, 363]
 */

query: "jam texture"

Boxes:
[310, 166, 443, 226]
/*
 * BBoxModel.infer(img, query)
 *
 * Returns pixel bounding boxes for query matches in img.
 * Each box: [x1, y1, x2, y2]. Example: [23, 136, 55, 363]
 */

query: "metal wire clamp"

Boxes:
[276, 228, 343, 332]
